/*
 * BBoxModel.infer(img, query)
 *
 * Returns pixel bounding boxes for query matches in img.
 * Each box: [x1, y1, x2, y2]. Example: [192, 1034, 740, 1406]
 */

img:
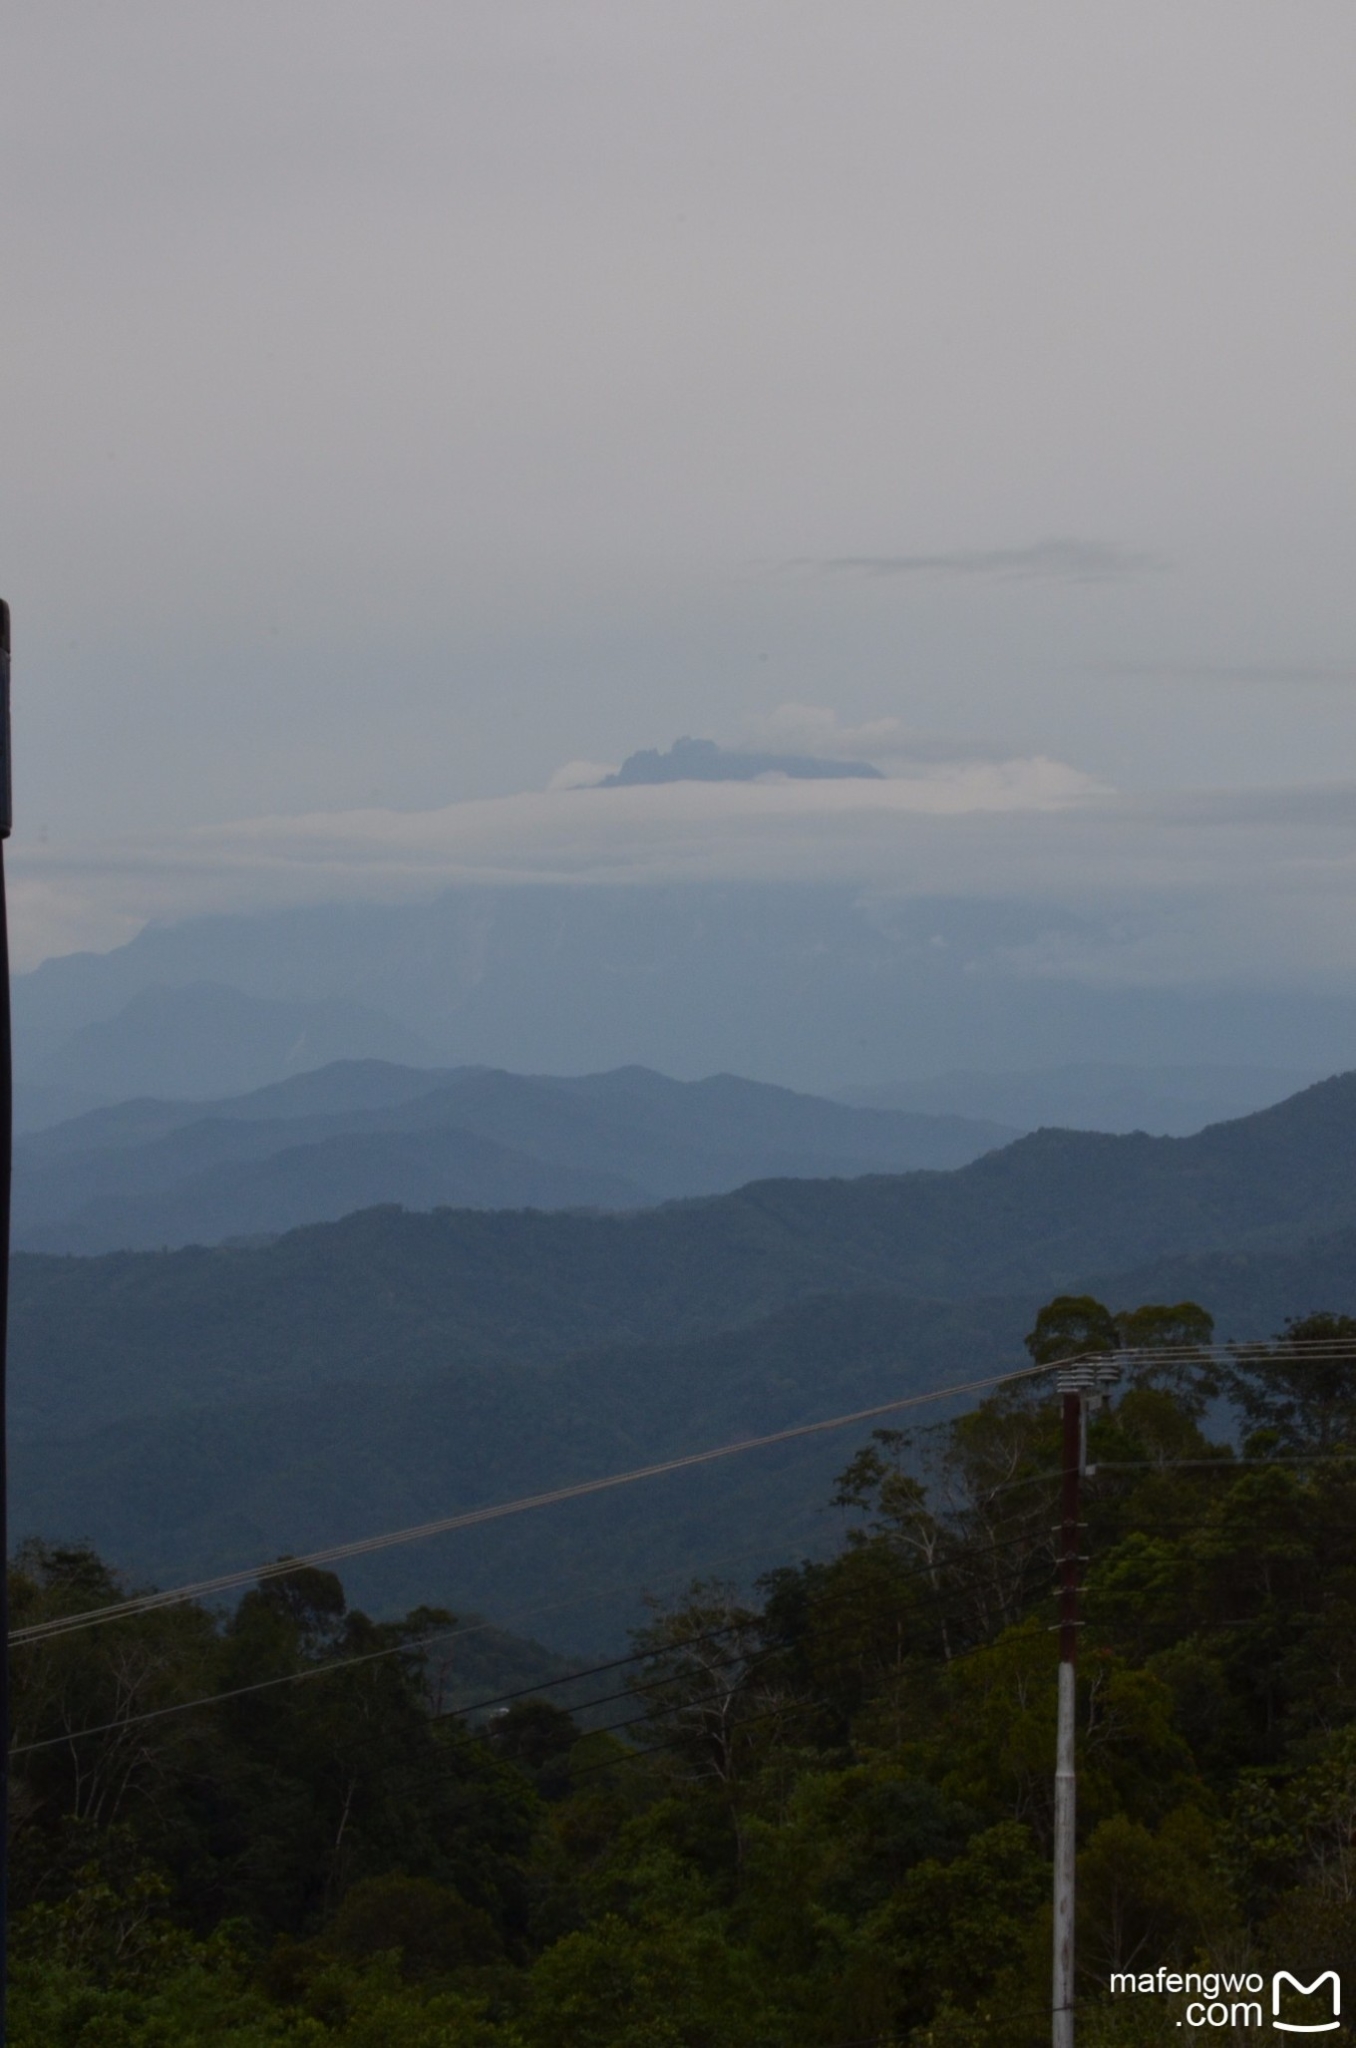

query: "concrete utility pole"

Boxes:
[0, 599, 13, 2047]
[1051, 1355, 1117, 2048]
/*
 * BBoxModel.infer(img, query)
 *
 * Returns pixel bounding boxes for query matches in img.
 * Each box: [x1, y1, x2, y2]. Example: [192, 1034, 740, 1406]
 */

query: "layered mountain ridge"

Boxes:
[10, 1070, 1356, 1646]
[12, 1062, 1015, 1254]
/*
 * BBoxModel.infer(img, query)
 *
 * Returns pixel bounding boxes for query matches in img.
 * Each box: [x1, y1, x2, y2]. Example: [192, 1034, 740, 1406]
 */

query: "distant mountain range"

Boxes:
[840, 1060, 1319, 1138]
[12, 1063, 1016, 1254]
[11, 1071, 1356, 1647]
[16, 981, 437, 1114]
[16, 882, 1356, 1106]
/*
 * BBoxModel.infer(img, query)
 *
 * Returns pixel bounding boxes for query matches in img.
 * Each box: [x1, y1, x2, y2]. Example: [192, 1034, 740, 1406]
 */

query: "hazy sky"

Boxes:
[5, 3, 1356, 972]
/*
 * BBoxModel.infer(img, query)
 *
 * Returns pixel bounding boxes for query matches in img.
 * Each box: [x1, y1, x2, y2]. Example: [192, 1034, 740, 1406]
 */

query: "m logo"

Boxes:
[1273, 1971, 1341, 2033]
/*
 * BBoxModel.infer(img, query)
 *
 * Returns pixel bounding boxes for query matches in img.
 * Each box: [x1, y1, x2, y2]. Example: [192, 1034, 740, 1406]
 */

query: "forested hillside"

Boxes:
[17, 1073, 1356, 1356]
[11, 1074, 1356, 1640]
[13, 1319, 1356, 2044]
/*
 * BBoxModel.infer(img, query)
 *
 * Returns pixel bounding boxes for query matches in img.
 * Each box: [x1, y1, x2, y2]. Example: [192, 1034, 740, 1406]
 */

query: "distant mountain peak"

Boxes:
[599, 737, 883, 786]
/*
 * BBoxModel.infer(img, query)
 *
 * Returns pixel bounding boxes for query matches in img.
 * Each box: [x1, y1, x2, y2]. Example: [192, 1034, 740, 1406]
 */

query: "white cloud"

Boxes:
[738, 704, 907, 761]
[5, 756, 1100, 968]
[14, 762, 1356, 997]
[737, 704, 1012, 768]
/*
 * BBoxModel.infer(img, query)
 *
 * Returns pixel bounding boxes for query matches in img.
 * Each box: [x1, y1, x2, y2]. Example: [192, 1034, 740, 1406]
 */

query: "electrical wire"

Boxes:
[15, 1339, 1356, 1769]
[16, 1462, 1266, 1824]
[1069, 1339, 1356, 1366]
[565, 1605, 1066, 1783]
[6, 1516, 805, 1753]
[17, 1446, 1331, 1768]
[8, 1360, 1054, 1647]
[1089, 1454, 1356, 1471]
[14, 1334, 1353, 1651]
[11, 1501, 1058, 1757]
[31, 1436, 1296, 1768]
[8, 1619, 739, 1760]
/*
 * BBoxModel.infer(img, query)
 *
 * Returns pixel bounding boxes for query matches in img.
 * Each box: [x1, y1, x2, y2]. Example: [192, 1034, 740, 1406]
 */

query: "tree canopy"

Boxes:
[10, 1293, 1356, 2044]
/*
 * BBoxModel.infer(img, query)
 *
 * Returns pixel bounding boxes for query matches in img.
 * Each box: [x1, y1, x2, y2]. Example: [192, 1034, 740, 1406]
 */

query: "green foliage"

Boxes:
[13, 1293, 1356, 2044]
[327, 1875, 504, 1976]
[1026, 1294, 1119, 1362]
[1113, 1303, 1215, 1353]
[1076, 1807, 1236, 1979]
[519, 1913, 777, 2047]
[1225, 1311, 1356, 1453]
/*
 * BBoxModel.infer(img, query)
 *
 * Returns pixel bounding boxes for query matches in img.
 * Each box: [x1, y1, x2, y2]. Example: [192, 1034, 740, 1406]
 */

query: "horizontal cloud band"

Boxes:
[9, 761, 1356, 987]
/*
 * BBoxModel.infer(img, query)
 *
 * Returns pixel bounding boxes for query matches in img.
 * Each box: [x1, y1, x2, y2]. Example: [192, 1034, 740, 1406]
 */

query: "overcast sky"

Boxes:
[5, 3, 1356, 973]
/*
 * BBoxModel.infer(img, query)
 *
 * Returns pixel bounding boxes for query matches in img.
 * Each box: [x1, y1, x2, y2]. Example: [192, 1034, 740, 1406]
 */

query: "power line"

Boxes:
[15, 1335, 1354, 1650]
[10, 1643, 444, 1758]
[566, 1605, 1068, 1783]
[1090, 1454, 1356, 1474]
[8, 1523, 850, 1755]
[17, 1441, 1307, 1813]
[11, 1503, 1057, 1757]
[9, 1616, 744, 1760]
[9, 1361, 1053, 1647]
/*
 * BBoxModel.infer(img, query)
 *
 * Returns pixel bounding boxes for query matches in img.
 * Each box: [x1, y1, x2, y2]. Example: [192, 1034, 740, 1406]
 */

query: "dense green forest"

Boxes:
[10, 1302, 1356, 2044]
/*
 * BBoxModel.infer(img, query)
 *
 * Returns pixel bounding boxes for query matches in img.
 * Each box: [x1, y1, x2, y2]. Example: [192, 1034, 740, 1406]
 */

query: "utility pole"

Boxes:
[0, 598, 13, 2047]
[1051, 1354, 1117, 2048]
